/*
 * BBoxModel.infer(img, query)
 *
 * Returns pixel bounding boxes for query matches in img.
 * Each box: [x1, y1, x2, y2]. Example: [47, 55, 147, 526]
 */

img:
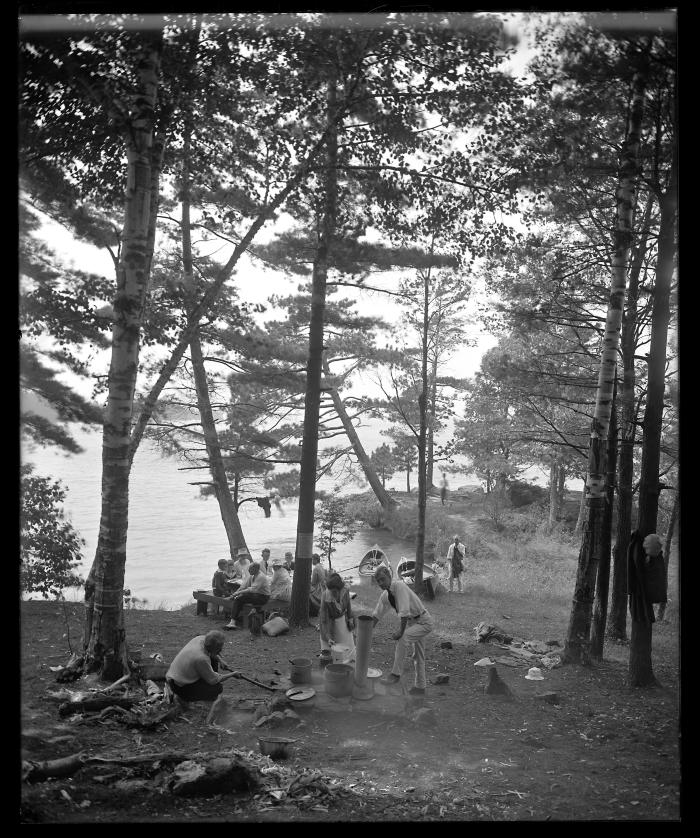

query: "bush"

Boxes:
[20, 465, 85, 599]
[507, 479, 548, 508]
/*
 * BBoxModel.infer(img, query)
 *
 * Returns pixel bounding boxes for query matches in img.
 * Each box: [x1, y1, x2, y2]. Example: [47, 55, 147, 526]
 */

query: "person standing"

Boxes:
[446, 535, 466, 593]
[165, 630, 241, 702]
[224, 562, 270, 630]
[309, 553, 327, 617]
[440, 473, 449, 506]
[319, 572, 356, 661]
[371, 565, 434, 696]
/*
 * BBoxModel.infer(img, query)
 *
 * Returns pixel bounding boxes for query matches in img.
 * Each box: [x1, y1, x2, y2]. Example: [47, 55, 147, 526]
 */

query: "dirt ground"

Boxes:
[20, 569, 681, 823]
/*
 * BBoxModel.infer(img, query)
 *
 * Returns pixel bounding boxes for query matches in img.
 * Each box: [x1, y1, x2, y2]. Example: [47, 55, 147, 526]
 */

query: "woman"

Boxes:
[309, 553, 327, 617]
[319, 572, 356, 662]
[269, 559, 292, 602]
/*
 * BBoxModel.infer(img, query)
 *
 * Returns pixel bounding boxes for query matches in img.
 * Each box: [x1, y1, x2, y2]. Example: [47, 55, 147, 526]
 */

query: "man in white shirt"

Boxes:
[259, 548, 273, 576]
[225, 562, 271, 630]
[446, 535, 466, 593]
[166, 630, 241, 701]
[371, 565, 434, 696]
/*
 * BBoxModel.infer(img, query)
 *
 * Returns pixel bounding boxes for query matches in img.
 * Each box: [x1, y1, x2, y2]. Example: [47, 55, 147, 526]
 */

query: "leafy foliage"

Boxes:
[20, 465, 85, 599]
[314, 490, 358, 569]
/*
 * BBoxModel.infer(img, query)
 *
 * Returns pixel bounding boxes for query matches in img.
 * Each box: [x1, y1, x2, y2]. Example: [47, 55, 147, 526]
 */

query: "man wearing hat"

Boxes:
[269, 557, 292, 602]
[226, 548, 251, 593]
[225, 562, 270, 630]
[371, 565, 434, 696]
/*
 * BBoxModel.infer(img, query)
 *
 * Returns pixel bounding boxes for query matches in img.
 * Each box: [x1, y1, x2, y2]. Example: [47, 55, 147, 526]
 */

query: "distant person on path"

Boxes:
[320, 572, 356, 661]
[166, 630, 240, 702]
[446, 535, 466, 593]
[212, 559, 232, 598]
[269, 559, 292, 602]
[309, 553, 327, 617]
[371, 565, 434, 696]
[224, 562, 270, 630]
[440, 473, 449, 506]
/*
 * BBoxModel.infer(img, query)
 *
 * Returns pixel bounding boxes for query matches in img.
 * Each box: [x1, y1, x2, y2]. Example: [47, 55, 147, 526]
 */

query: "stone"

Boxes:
[433, 674, 449, 684]
[440, 641, 453, 650]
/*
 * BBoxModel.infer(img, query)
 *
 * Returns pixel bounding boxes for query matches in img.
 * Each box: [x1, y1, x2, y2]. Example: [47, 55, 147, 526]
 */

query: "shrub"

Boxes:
[507, 479, 548, 508]
[20, 464, 85, 599]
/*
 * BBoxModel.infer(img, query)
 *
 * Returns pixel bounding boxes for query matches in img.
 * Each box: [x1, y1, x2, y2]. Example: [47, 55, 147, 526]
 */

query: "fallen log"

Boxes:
[22, 753, 87, 783]
[23, 749, 225, 782]
[58, 696, 137, 717]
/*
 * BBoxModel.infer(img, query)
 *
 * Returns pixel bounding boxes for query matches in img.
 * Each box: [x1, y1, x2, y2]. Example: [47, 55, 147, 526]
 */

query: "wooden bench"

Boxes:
[192, 591, 290, 624]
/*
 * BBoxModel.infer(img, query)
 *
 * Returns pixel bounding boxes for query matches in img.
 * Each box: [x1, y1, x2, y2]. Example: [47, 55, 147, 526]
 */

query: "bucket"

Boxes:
[324, 663, 354, 697]
[258, 736, 295, 760]
[289, 657, 313, 684]
[331, 644, 352, 664]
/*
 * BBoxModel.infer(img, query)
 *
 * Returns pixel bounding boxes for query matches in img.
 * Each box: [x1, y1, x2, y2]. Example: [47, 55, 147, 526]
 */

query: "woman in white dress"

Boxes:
[319, 573, 356, 662]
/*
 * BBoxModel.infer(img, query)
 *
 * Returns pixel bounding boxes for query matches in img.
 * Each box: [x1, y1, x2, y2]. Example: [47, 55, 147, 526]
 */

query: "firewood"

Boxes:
[58, 696, 137, 717]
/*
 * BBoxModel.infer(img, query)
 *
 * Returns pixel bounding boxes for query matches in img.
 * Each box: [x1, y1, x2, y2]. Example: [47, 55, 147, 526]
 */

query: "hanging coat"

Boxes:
[627, 529, 655, 624]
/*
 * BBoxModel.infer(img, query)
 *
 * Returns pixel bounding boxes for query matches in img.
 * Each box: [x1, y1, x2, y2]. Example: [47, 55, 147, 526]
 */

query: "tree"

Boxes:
[21, 16, 351, 674]
[562, 42, 651, 665]
[20, 465, 85, 599]
[369, 443, 398, 489]
[315, 490, 358, 571]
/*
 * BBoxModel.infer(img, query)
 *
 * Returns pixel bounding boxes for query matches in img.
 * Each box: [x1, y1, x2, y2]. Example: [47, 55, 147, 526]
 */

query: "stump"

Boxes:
[484, 666, 514, 698]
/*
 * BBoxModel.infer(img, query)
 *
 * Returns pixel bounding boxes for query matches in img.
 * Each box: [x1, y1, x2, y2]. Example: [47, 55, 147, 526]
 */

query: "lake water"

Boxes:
[22, 427, 417, 609]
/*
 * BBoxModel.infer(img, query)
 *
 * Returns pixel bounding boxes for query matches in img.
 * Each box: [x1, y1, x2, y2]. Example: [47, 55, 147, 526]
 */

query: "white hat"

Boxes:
[474, 657, 495, 667]
[525, 667, 544, 681]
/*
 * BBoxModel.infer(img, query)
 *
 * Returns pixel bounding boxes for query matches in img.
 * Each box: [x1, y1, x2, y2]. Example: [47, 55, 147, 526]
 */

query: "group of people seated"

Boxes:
[210, 546, 295, 631]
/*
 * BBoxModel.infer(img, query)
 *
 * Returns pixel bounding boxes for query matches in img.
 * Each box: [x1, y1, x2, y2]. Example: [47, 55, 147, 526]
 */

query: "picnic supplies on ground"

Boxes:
[262, 616, 290, 636]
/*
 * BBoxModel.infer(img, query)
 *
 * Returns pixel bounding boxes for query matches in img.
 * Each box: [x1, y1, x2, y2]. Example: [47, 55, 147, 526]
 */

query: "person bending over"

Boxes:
[371, 565, 434, 696]
[224, 562, 270, 630]
[166, 630, 240, 702]
[320, 572, 356, 661]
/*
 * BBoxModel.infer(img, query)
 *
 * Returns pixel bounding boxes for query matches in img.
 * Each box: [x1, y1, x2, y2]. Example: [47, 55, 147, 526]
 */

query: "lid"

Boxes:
[285, 687, 316, 701]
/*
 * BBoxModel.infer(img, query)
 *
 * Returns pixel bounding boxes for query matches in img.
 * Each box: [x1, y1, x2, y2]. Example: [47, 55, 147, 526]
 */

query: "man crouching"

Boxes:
[166, 630, 240, 703]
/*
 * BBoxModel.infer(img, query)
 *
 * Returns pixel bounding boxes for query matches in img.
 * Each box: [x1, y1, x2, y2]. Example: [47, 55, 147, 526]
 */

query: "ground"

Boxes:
[20, 494, 681, 823]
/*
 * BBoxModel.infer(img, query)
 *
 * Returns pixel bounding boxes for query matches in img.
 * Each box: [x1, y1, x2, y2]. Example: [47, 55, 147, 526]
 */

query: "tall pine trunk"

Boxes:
[548, 456, 559, 532]
[413, 269, 431, 594]
[656, 489, 678, 622]
[323, 359, 397, 512]
[289, 79, 338, 626]
[629, 117, 677, 687]
[591, 383, 618, 659]
[84, 40, 163, 679]
[563, 52, 648, 665]
[426, 350, 439, 489]
[607, 193, 653, 641]
[179, 123, 249, 560]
